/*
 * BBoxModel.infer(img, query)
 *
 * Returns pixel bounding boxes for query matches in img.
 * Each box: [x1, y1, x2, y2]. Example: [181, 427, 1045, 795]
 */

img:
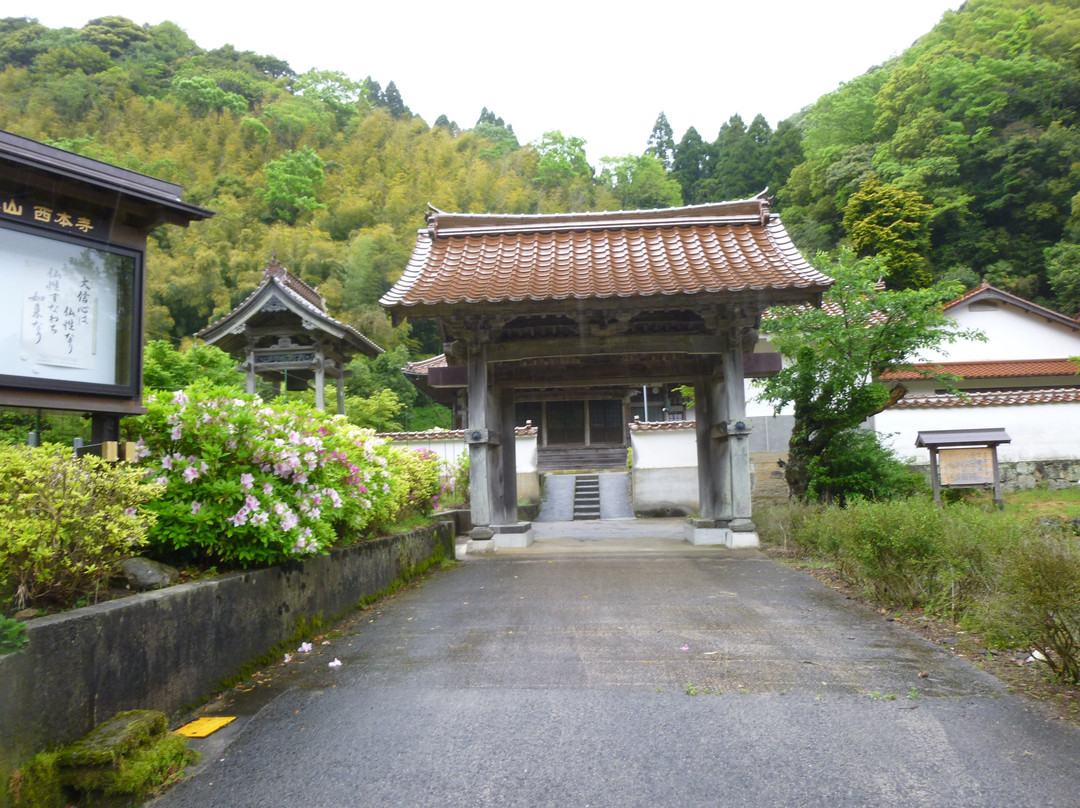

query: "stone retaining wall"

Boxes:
[910, 459, 1080, 492]
[0, 523, 455, 806]
[998, 459, 1080, 490]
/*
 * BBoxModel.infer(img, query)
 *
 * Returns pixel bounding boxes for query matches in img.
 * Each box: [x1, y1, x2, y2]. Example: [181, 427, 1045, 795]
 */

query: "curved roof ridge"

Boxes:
[426, 197, 772, 237]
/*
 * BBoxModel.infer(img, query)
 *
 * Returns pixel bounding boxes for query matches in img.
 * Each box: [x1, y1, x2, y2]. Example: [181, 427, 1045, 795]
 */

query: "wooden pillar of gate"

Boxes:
[465, 342, 533, 549]
[686, 331, 758, 547]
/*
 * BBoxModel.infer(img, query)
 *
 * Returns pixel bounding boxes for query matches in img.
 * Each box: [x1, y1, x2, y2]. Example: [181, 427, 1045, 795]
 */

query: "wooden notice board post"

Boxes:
[915, 428, 1011, 508]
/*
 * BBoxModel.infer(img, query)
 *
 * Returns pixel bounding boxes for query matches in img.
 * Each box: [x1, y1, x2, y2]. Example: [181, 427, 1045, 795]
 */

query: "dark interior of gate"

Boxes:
[380, 197, 832, 549]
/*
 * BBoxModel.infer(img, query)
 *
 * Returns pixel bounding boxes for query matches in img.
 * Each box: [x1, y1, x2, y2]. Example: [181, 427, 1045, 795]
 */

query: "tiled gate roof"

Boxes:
[381, 199, 831, 311]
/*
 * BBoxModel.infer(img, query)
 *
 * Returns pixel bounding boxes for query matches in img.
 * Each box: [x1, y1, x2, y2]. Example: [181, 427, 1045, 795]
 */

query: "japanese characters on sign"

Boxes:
[2, 195, 99, 236]
[1, 223, 135, 390]
[23, 263, 98, 369]
[939, 447, 995, 487]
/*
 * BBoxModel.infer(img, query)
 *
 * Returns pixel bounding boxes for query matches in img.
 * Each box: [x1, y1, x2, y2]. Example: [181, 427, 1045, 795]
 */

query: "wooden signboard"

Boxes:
[938, 447, 995, 487]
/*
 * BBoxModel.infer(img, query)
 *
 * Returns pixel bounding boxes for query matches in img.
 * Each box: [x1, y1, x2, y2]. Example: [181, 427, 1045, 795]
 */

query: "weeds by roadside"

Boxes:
[757, 492, 1080, 723]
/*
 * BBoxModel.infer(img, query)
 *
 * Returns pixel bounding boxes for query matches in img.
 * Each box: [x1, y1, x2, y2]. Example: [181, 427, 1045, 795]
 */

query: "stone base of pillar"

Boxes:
[683, 518, 759, 548]
[492, 522, 534, 549]
[726, 526, 760, 549]
[452, 526, 495, 559]
[457, 538, 497, 558]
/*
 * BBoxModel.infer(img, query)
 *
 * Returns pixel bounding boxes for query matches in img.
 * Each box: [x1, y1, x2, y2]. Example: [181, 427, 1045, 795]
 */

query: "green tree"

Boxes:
[344, 389, 405, 432]
[0, 18, 52, 67]
[78, 16, 147, 58]
[533, 130, 592, 189]
[1045, 240, 1080, 317]
[599, 154, 682, 209]
[143, 340, 243, 391]
[292, 69, 364, 124]
[671, 126, 712, 204]
[345, 346, 418, 406]
[645, 111, 675, 170]
[171, 74, 247, 116]
[755, 249, 978, 502]
[843, 177, 933, 289]
[766, 118, 804, 200]
[472, 108, 519, 158]
[381, 80, 410, 118]
[259, 147, 326, 223]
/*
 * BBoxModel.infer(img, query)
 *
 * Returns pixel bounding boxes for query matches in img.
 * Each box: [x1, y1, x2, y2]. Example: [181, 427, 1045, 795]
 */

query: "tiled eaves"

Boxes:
[892, 388, 1080, 408]
[878, 358, 1080, 381]
[629, 419, 696, 431]
[403, 354, 449, 374]
[378, 425, 538, 440]
[381, 218, 832, 309]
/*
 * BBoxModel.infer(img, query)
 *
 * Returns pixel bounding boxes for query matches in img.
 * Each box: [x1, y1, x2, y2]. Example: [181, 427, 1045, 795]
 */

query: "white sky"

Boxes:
[24, 1, 961, 167]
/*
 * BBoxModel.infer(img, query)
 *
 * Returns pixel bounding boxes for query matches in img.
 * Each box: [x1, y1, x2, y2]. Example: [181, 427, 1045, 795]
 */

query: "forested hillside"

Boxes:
[2, 0, 1079, 361]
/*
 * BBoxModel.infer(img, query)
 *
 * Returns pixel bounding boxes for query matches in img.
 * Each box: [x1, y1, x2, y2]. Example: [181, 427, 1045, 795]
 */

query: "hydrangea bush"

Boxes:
[128, 384, 406, 566]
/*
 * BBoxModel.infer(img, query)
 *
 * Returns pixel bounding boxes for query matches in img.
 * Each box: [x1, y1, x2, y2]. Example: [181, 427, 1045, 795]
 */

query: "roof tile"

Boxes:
[878, 359, 1080, 381]
[893, 388, 1080, 408]
[382, 201, 832, 310]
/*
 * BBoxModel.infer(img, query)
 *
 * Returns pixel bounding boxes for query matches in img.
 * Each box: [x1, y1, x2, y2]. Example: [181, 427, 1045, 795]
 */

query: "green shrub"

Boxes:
[0, 445, 160, 611]
[755, 501, 820, 554]
[0, 615, 29, 653]
[807, 428, 926, 506]
[977, 529, 1080, 684]
[382, 446, 441, 523]
[787, 496, 1032, 616]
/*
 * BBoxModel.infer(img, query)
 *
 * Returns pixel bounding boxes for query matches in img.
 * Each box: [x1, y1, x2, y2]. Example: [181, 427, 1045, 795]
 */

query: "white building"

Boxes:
[872, 281, 1080, 488]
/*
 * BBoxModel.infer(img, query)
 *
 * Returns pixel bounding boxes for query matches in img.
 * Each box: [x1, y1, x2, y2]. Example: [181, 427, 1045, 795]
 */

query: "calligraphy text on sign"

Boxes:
[939, 447, 995, 487]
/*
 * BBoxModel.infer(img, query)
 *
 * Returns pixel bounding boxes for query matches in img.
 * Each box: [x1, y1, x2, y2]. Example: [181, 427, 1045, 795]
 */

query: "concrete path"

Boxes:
[154, 521, 1080, 808]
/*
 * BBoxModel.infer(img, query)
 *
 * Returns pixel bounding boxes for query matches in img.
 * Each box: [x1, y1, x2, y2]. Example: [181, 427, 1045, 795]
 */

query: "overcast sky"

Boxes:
[26, 1, 961, 166]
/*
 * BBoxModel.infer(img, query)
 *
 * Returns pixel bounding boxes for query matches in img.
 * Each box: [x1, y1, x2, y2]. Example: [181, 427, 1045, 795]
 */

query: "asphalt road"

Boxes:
[153, 523, 1080, 808]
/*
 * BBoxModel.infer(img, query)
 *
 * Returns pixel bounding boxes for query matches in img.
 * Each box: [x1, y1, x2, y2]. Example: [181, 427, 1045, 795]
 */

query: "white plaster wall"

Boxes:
[630, 428, 697, 469]
[919, 303, 1080, 362]
[387, 434, 538, 475]
[874, 402, 1080, 463]
[515, 433, 538, 473]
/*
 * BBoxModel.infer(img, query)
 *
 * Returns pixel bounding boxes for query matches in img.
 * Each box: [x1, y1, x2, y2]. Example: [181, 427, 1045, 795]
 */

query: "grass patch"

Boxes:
[1002, 487, 1080, 519]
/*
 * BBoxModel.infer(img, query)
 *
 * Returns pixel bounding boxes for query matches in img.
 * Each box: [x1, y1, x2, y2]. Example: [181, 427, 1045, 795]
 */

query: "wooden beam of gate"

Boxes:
[483, 334, 727, 363]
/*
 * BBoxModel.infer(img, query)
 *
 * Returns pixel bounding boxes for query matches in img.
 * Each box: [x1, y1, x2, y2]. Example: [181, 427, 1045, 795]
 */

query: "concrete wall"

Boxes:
[629, 427, 790, 514]
[0, 523, 454, 804]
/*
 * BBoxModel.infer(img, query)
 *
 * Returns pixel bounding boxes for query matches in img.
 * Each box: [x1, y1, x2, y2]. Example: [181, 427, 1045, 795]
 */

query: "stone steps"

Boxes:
[573, 475, 601, 520]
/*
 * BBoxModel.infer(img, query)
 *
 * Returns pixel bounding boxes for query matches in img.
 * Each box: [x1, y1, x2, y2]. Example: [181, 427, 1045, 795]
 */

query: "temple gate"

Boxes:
[381, 198, 831, 549]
